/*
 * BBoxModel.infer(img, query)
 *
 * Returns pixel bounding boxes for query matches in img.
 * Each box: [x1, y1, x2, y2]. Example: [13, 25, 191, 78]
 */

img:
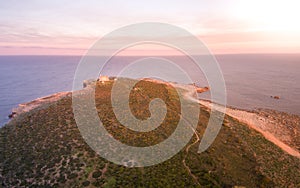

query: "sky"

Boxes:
[1, 0, 300, 55]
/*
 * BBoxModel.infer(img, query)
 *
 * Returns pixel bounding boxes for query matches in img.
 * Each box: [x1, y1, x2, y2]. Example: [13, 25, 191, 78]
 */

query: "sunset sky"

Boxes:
[1, 0, 300, 55]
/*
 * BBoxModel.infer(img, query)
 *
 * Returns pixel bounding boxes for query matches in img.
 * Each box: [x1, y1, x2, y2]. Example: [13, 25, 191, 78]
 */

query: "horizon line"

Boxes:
[1, 52, 300, 57]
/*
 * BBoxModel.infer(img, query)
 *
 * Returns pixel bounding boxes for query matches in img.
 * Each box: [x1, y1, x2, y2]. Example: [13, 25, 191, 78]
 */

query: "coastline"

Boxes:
[7, 92, 71, 119]
[5, 79, 300, 159]
[198, 100, 300, 158]
[177, 82, 300, 158]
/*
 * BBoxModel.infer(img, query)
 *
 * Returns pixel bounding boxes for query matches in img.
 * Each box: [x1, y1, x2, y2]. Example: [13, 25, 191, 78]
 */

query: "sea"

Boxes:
[0, 54, 299, 127]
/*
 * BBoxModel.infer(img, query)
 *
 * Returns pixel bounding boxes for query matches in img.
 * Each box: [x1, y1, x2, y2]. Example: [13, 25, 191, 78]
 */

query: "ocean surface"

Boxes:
[0, 54, 299, 126]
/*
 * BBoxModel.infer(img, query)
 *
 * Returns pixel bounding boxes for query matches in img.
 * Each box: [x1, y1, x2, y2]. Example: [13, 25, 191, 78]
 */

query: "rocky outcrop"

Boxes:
[8, 92, 70, 119]
[196, 86, 209, 93]
[271, 96, 280, 99]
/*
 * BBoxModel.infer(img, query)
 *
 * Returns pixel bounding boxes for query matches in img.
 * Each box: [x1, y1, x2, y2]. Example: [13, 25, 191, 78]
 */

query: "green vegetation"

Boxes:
[0, 78, 299, 187]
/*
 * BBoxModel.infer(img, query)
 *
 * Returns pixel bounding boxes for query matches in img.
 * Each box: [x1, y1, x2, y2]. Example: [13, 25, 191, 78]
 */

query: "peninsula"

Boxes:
[1, 78, 299, 187]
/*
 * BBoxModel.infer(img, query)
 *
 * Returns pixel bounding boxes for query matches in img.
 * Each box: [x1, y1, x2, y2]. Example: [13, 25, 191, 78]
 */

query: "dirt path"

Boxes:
[137, 81, 202, 186]
[181, 118, 201, 186]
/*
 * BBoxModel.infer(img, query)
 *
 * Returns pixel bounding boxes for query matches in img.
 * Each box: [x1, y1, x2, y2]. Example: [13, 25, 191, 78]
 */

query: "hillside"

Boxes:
[1, 79, 300, 187]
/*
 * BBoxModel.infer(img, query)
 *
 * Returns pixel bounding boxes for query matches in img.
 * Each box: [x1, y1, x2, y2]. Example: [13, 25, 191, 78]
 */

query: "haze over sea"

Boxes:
[0, 54, 299, 126]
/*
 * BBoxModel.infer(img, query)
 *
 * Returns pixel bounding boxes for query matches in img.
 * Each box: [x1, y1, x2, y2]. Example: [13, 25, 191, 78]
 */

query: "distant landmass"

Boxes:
[1, 78, 299, 187]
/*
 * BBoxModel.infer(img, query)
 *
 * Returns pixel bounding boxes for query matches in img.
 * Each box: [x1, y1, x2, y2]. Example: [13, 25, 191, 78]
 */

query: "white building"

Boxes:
[98, 75, 109, 83]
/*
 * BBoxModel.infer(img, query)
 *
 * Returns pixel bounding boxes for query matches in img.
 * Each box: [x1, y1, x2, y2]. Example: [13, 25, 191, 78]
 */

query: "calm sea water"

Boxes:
[0, 54, 299, 126]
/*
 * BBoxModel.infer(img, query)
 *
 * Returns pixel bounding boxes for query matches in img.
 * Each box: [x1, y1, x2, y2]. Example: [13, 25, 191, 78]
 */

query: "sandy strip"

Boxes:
[199, 100, 300, 159]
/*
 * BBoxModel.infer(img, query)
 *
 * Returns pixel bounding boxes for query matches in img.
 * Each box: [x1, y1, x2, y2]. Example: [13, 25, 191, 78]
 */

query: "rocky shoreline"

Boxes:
[5, 79, 300, 159]
[8, 92, 71, 119]
[6, 78, 208, 121]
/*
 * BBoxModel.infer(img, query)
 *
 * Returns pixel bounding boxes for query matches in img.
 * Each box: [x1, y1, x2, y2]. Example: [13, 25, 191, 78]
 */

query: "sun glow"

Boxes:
[234, 0, 300, 33]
